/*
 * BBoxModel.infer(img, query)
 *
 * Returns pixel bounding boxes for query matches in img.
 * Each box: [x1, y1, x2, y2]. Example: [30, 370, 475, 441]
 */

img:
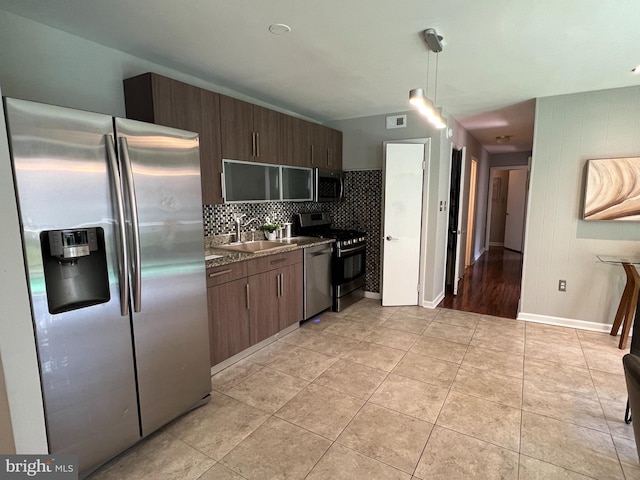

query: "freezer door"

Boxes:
[4, 99, 140, 471]
[114, 118, 210, 435]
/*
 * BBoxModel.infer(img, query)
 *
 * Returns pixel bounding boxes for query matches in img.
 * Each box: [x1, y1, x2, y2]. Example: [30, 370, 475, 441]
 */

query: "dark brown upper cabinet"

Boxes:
[220, 95, 280, 164]
[327, 127, 343, 171]
[307, 124, 342, 171]
[280, 114, 309, 167]
[124, 72, 343, 205]
[307, 121, 328, 169]
[123, 73, 223, 204]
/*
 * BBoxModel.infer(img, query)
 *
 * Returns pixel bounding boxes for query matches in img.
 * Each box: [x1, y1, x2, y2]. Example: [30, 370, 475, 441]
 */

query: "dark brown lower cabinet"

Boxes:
[248, 270, 281, 345]
[207, 250, 303, 367]
[248, 263, 303, 344]
[207, 277, 250, 366]
[279, 264, 303, 330]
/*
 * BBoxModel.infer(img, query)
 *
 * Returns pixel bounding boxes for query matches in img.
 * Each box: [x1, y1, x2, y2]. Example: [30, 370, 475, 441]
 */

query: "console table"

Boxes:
[598, 255, 640, 349]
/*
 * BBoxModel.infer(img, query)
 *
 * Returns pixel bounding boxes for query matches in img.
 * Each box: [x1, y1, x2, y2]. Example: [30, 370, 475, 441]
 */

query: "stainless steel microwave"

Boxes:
[314, 168, 344, 202]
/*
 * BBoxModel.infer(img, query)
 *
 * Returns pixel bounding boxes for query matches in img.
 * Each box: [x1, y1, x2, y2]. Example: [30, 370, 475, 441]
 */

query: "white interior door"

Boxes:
[504, 168, 527, 252]
[453, 150, 467, 295]
[382, 142, 424, 306]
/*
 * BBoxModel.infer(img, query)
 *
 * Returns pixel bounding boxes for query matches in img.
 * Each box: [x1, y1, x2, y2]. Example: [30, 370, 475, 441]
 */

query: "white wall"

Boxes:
[0, 10, 313, 120]
[521, 85, 640, 328]
[0, 356, 15, 454]
[327, 110, 438, 170]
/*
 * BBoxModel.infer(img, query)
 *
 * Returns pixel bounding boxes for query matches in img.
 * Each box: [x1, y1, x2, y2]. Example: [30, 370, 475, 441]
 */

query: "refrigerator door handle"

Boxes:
[119, 136, 142, 313]
[106, 134, 130, 316]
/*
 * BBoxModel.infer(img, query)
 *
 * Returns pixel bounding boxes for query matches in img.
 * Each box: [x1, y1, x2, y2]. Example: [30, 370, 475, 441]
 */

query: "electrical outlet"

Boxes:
[558, 280, 567, 292]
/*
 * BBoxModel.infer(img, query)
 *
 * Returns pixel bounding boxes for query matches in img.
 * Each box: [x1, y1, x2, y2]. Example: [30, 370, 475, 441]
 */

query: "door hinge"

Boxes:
[417, 283, 420, 292]
[422, 161, 426, 170]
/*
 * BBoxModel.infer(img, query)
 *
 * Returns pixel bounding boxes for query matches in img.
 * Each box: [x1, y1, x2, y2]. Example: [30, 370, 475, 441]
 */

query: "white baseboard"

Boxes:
[423, 291, 444, 309]
[517, 312, 616, 333]
[364, 291, 382, 300]
[474, 247, 486, 263]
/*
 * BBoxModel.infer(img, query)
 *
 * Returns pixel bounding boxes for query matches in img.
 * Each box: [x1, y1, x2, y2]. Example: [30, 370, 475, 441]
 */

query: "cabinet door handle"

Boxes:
[310, 144, 314, 165]
[209, 269, 232, 278]
[327, 148, 331, 166]
[256, 132, 260, 157]
[280, 273, 284, 298]
[246, 283, 250, 309]
[251, 132, 256, 157]
[270, 258, 286, 264]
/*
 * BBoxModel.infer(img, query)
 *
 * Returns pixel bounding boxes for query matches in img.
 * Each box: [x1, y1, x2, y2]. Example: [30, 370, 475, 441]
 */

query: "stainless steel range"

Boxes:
[296, 212, 366, 312]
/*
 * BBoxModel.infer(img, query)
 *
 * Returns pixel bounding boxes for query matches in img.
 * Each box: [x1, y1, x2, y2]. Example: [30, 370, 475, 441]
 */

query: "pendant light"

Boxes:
[409, 28, 446, 129]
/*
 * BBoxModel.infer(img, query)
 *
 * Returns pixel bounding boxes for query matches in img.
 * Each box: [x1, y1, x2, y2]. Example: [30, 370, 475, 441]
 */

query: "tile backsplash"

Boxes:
[203, 170, 382, 293]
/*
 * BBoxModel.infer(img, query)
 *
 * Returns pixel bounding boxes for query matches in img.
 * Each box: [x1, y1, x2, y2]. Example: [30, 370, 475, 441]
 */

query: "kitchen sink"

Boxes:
[217, 240, 296, 254]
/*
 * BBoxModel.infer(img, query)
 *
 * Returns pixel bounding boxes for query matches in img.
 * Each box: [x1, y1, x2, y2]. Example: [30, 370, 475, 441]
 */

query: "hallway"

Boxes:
[439, 247, 523, 319]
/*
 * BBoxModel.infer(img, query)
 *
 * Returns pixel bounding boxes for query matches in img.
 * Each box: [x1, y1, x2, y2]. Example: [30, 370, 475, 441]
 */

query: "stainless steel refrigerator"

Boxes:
[3, 98, 211, 477]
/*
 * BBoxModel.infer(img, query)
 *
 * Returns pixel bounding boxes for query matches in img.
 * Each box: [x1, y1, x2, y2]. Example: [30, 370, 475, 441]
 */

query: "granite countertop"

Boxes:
[204, 236, 335, 268]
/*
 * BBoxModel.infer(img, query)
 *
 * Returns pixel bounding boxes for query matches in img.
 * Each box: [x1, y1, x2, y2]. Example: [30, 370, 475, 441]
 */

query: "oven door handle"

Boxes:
[336, 245, 366, 257]
[308, 250, 332, 257]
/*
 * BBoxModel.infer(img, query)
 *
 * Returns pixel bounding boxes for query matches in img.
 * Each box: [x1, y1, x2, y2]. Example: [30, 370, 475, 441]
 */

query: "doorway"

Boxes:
[486, 166, 528, 252]
[440, 163, 529, 319]
[445, 147, 463, 295]
[445, 147, 465, 295]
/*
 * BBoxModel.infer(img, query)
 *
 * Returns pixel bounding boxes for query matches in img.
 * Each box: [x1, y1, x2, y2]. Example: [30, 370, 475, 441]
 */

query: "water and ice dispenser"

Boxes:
[40, 227, 110, 314]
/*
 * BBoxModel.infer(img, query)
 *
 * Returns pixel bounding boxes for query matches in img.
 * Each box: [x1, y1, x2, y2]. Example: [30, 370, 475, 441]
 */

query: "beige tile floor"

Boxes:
[90, 299, 638, 480]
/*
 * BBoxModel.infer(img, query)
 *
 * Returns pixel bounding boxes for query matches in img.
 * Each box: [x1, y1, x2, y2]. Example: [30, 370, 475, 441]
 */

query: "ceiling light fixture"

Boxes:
[409, 28, 446, 129]
[496, 135, 511, 144]
[268, 23, 291, 35]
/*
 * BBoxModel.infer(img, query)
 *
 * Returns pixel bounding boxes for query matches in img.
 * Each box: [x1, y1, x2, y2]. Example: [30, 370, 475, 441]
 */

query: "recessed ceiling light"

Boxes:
[269, 24, 291, 35]
[496, 135, 511, 144]
[632, 65, 640, 74]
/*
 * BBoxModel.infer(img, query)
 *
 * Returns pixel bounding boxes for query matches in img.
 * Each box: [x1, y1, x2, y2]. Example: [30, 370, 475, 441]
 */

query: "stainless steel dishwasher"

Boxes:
[304, 243, 333, 319]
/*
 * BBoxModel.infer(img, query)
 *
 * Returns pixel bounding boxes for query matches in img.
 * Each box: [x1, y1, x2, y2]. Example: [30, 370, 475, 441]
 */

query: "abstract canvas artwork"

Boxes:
[583, 157, 640, 221]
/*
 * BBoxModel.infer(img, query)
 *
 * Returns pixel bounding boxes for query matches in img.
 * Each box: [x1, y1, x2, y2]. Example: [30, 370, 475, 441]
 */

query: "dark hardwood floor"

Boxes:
[438, 246, 523, 319]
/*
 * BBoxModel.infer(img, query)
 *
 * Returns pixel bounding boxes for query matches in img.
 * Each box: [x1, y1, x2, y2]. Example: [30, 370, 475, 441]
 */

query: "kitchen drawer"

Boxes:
[206, 261, 248, 287]
[247, 249, 303, 276]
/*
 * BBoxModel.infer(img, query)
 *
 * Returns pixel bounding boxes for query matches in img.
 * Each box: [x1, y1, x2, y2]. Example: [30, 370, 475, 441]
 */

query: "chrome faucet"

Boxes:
[234, 215, 245, 242]
[234, 215, 259, 242]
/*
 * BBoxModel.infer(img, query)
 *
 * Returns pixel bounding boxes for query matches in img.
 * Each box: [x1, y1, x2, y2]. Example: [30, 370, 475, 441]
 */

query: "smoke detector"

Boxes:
[496, 135, 511, 144]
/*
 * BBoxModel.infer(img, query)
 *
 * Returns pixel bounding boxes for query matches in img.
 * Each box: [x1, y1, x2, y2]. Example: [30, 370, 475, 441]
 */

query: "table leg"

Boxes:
[611, 280, 634, 338]
[614, 263, 640, 349]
